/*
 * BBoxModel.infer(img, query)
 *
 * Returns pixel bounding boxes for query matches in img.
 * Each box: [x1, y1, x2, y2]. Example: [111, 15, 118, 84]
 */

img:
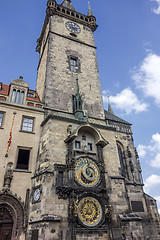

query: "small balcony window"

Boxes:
[75, 141, 81, 149]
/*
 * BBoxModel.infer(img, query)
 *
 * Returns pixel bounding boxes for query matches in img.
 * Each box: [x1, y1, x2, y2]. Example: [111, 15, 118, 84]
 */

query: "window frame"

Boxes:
[88, 143, 93, 151]
[16, 147, 31, 171]
[75, 140, 81, 149]
[21, 116, 34, 133]
[0, 112, 5, 128]
[31, 229, 39, 240]
[15, 90, 20, 103]
[11, 89, 16, 103]
[116, 142, 128, 178]
[70, 57, 77, 73]
[11, 89, 25, 104]
[27, 93, 34, 98]
[68, 56, 81, 73]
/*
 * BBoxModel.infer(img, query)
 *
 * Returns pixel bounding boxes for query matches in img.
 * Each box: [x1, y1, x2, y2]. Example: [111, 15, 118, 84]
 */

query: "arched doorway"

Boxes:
[0, 207, 13, 240]
[0, 193, 25, 240]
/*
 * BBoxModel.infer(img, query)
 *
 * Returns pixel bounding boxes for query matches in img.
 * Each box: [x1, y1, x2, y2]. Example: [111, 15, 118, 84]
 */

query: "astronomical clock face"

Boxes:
[74, 157, 100, 187]
[78, 197, 103, 227]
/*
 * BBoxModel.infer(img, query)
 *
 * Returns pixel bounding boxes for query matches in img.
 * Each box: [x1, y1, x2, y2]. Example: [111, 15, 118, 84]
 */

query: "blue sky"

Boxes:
[0, 0, 160, 211]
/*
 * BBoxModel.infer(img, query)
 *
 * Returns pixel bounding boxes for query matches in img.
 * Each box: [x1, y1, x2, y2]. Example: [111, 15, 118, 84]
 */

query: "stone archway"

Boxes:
[0, 192, 25, 240]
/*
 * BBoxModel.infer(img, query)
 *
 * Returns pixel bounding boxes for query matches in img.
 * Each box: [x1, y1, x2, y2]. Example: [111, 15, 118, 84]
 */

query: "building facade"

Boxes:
[0, 77, 44, 240]
[0, 1, 160, 240]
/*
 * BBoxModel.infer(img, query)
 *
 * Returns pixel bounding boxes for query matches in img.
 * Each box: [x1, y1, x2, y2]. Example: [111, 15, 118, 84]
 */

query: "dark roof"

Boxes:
[88, 4, 93, 16]
[104, 110, 131, 125]
[61, 0, 76, 11]
[145, 193, 156, 201]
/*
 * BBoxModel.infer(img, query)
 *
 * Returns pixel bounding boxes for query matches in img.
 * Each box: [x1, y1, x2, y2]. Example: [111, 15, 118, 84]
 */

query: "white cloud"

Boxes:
[151, 153, 160, 167]
[102, 90, 108, 96]
[138, 133, 160, 168]
[144, 174, 160, 193]
[151, 0, 160, 14]
[152, 133, 160, 150]
[103, 88, 148, 115]
[155, 196, 160, 204]
[133, 53, 160, 105]
[137, 145, 148, 158]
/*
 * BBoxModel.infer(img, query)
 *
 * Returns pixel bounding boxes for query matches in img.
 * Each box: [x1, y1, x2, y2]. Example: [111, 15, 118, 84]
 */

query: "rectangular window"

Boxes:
[75, 141, 81, 149]
[16, 149, 30, 170]
[21, 117, 34, 132]
[0, 113, 4, 127]
[88, 143, 93, 151]
[70, 58, 77, 73]
[58, 171, 64, 186]
[31, 229, 39, 240]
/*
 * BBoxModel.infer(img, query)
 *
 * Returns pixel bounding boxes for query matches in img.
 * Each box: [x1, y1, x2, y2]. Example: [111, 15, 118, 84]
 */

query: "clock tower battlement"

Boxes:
[36, 0, 105, 119]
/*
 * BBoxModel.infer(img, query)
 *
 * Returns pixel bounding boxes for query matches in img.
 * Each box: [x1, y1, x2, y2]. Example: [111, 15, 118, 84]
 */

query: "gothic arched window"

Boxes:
[11, 89, 16, 102]
[20, 91, 24, 104]
[15, 90, 20, 103]
[117, 142, 127, 178]
[11, 89, 25, 104]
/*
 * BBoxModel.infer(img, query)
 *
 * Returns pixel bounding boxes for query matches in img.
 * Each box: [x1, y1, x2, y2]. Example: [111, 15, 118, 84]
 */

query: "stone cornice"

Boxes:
[0, 101, 44, 113]
[41, 113, 116, 132]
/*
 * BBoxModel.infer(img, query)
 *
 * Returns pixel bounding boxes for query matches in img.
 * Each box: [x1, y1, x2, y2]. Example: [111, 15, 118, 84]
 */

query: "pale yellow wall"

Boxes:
[0, 101, 44, 202]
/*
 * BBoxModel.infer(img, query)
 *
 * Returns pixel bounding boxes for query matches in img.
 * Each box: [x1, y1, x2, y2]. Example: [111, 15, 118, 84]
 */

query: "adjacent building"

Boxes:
[0, 77, 44, 240]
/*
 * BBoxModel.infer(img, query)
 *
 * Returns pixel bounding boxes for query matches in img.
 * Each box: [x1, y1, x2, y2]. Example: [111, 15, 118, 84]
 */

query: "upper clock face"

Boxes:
[65, 22, 81, 33]
[33, 188, 40, 202]
[74, 157, 100, 187]
[78, 197, 103, 227]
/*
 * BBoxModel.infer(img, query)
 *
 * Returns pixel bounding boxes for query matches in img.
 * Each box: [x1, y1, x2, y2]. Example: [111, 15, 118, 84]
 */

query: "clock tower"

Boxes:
[28, 1, 160, 240]
[36, 0, 104, 119]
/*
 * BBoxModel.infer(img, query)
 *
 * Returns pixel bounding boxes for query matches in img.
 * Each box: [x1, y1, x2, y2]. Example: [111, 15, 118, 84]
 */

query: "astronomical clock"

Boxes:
[55, 125, 111, 238]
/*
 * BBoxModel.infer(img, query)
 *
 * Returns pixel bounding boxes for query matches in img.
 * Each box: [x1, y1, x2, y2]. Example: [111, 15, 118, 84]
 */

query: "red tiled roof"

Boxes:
[0, 83, 10, 96]
[26, 90, 41, 103]
[0, 83, 42, 104]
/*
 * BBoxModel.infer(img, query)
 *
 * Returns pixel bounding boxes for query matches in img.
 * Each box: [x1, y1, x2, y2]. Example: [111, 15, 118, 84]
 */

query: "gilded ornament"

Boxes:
[78, 197, 102, 227]
[74, 157, 100, 187]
